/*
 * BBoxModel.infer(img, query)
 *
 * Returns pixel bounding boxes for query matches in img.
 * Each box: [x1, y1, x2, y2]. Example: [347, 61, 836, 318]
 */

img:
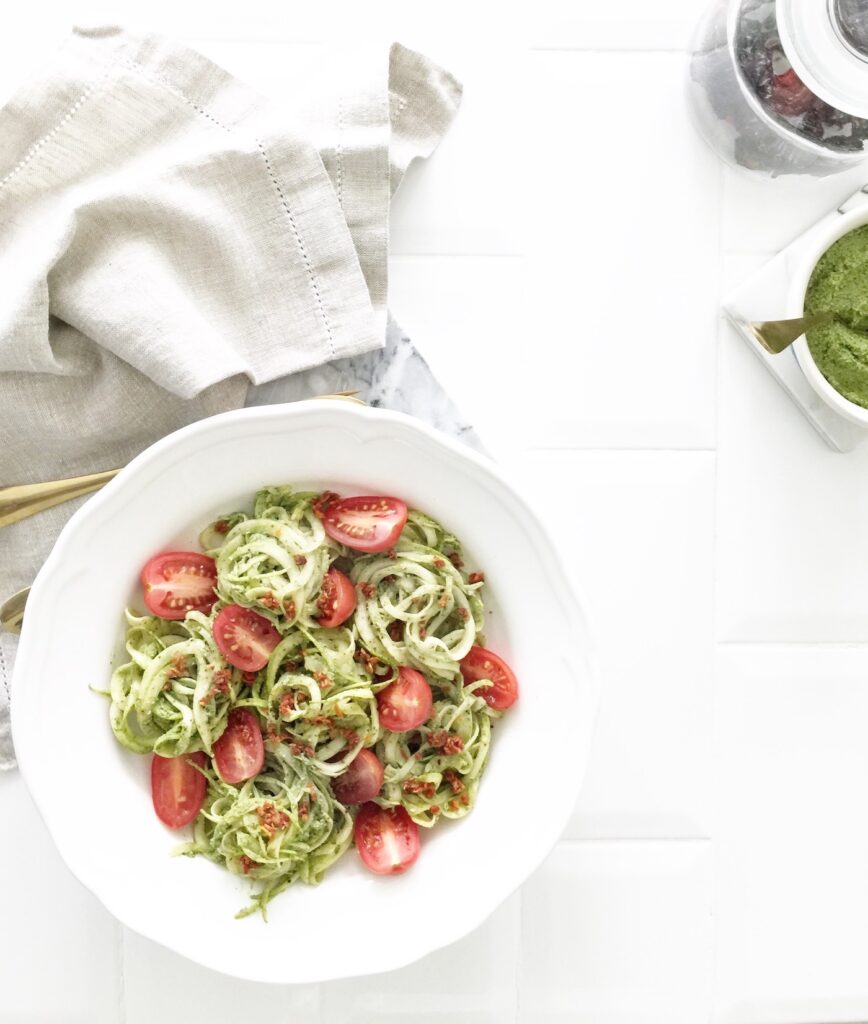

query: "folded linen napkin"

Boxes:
[0, 26, 462, 769]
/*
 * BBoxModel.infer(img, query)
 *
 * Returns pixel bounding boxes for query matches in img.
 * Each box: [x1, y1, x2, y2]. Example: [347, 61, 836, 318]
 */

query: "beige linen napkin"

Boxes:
[0, 26, 461, 768]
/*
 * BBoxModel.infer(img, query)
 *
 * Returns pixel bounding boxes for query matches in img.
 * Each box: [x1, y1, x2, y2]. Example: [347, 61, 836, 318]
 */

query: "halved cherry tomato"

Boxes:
[151, 751, 207, 829]
[213, 604, 281, 671]
[354, 802, 420, 875]
[377, 667, 433, 732]
[213, 708, 264, 784]
[316, 568, 356, 628]
[316, 494, 408, 553]
[332, 749, 384, 805]
[460, 645, 519, 710]
[141, 552, 217, 620]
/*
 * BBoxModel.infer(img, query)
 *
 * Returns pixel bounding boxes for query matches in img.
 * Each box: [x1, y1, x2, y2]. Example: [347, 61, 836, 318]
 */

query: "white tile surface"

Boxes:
[0, 775, 121, 1024]
[716, 309, 868, 641]
[123, 929, 320, 1024]
[526, 52, 721, 450]
[319, 895, 520, 1024]
[519, 840, 713, 1023]
[714, 646, 868, 1023]
[721, 163, 868, 254]
[505, 451, 715, 838]
[528, 0, 707, 51]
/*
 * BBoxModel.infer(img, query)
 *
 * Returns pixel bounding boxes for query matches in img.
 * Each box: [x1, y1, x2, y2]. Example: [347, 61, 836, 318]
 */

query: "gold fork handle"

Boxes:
[0, 469, 120, 529]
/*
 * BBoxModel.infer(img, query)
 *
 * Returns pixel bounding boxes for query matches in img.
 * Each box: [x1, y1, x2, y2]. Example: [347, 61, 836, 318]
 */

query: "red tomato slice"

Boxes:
[460, 645, 519, 710]
[354, 802, 420, 875]
[332, 749, 384, 804]
[316, 494, 408, 553]
[213, 605, 281, 671]
[141, 552, 217, 620]
[151, 751, 207, 829]
[213, 708, 264, 784]
[377, 667, 433, 732]
[316, 568, 356, 628]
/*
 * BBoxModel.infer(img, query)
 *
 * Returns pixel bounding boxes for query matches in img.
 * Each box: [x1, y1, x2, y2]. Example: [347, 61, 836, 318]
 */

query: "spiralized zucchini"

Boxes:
[205, 487, 342, 629]
[178, 744, 353, 918]
[377, 685, 500, 827]
[107, 487, 511, 917]
[109, 609, 240, 757]
[244, 626, 386, 776]
[351, 512, 484, 682]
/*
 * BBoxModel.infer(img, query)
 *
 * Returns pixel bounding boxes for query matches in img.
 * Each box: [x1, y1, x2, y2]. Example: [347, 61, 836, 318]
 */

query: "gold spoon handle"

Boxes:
[0, 469, 121, 529]
[0, 392, 363, 532]
[749, 311, 834, 355]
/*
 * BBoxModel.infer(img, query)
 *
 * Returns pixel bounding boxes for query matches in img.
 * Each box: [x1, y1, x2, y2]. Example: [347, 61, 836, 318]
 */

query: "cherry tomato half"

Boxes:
[354, 802, 420, 875]
[332, 749, 384, 805]
[316, 568, 356, 628]
[213, 708, 264, 784]
[151, 751, 207, 829]
[377, 667, 433, 732]
[316, 494, 408, 553]
[213, 604, 281, 671]
[141, 552, 217, 620]
[460, 645, 519, 710]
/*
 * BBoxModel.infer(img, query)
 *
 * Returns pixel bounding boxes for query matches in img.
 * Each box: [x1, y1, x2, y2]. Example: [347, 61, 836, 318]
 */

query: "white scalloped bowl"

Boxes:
[11, 400, 597, 983]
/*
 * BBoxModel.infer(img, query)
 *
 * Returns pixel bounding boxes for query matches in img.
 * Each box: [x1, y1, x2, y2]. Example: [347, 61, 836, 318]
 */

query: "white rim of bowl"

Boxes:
[10, 399, 601, 983]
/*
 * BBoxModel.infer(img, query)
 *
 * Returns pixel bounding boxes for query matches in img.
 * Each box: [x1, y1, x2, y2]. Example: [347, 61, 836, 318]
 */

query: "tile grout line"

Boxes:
[117, 923, 127, 1024]
[718, 639, 868, 647]
[556, 836, 712, 846]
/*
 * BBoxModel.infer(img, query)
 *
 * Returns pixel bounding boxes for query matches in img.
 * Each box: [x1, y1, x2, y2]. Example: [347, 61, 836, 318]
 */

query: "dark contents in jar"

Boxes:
[735, 0, 868, 154]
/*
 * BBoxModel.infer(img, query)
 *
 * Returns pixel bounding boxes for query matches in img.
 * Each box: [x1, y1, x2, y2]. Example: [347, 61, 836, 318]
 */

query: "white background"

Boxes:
[4, 1, 868, 1021]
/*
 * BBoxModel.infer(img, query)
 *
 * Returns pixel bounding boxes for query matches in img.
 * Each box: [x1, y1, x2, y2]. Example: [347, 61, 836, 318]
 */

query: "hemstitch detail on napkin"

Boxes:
[0, 62, 117, 194]
[116, 55, 337, 359]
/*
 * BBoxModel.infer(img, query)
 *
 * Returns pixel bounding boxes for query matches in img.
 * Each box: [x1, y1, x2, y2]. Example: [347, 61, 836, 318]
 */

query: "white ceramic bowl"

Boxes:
[11, 400, 597, 984]
[789, 207, 868, 427]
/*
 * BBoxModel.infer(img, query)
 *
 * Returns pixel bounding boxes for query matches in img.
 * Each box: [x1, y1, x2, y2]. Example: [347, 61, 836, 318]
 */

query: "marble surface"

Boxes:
[248, 315, 483, 451]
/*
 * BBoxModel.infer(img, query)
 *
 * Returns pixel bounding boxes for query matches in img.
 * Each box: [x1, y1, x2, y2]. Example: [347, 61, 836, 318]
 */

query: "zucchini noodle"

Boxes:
[246, 626, 385, 776]
[109, 609, 240, 757]
[106, 487, 510, 917]
[377, 685, 500, 827]
[351, 512, 485, 682]
[178, 744, 353, 919]
[206, 487, 343, 629]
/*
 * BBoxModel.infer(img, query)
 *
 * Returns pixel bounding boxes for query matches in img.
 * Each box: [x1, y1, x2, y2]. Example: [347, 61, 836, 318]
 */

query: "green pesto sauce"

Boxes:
[805, 224, 868, 409]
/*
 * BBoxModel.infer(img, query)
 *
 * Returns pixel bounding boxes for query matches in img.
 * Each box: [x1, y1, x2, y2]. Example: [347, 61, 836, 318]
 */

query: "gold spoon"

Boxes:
[0, 588, 27, 633]
[0, 391, 363, 632]
[749, 311, 834, 355]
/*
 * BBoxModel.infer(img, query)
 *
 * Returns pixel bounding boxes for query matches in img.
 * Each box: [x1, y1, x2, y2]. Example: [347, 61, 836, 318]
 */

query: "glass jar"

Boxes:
[688, 0, 868, 177]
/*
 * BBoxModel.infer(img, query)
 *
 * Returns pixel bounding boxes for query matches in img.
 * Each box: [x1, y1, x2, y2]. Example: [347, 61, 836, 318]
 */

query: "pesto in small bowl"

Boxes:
[805, 224, 868, 410]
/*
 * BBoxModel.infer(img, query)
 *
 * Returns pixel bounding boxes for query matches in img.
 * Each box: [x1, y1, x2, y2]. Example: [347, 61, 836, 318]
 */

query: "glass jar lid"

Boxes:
[777, 0, 868, 119]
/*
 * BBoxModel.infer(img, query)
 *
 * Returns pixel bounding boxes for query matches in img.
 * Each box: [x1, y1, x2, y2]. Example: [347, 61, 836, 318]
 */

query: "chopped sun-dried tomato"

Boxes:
[457, 607, 470, 621]
[284, 599, 297, 619]
[433, 557, 445, 569]
[259, 592, 280, 611]
[427, 730, 464, 754]
[240, 854, 256, 875]
[443, 769, 465, 794]
[403, 778, 437, 799]
[449, 552, 464, 569]
[257, 800, 290, 838]
[358, 581, 376, 599]
[312, 491, 340, 519]
[214, 520, 229, 534]
[294, 554, 307, 567]
[468, 572, 485, 584]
